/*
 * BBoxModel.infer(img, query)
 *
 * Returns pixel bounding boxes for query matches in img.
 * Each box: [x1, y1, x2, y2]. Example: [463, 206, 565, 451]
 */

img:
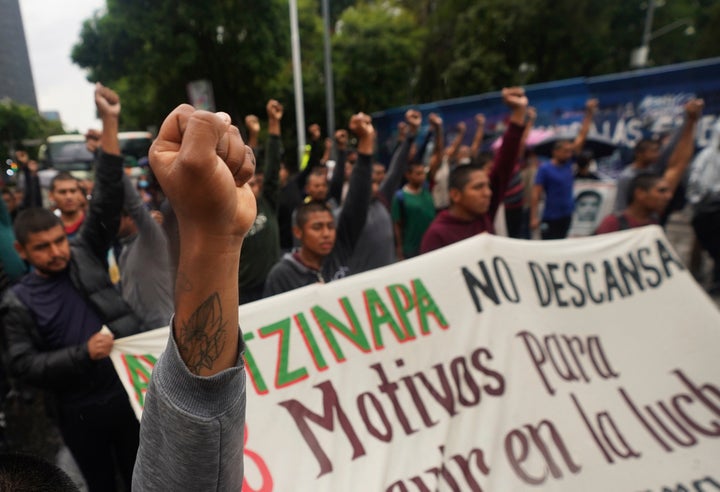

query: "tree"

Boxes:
[72, 0, 288, 130]
[332, 2, 425, 121]
[0, 100, 64, 158]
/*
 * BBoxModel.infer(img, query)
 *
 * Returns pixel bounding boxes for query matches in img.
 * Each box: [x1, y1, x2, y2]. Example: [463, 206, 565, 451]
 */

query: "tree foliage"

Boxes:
[332, 3, 425, 121]
[0, 100, 64, 158]
[71, 0, 719, 140]
[72, 0, 288, 129]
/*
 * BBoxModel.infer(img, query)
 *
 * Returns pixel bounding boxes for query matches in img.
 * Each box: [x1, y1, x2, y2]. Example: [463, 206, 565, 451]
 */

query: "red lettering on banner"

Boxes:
[620, 370, 720, 453]
[517, 331, 619, 396]
[278, 346, 504, 477]
[570, 393, 641, 463]
[504, 419, 581, 485]
[386, 444, 490, 491]
[242, 424, 274, 492]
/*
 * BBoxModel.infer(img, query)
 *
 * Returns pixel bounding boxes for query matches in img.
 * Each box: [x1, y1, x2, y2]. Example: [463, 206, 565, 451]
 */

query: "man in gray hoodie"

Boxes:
[263, 113, 375, 297]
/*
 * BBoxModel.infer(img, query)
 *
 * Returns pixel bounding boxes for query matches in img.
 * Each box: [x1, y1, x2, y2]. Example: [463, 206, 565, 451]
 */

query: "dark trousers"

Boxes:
[505, 207, 529, 239]
[58, 390, 139, 492]
[541, 216, 572, 240]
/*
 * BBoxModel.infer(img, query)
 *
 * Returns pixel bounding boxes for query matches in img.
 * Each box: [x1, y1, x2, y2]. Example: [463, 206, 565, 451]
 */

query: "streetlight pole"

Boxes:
[321, 0, 335, 152]
[641, 0, 657, 50]
[631, 0, 656, 69]
[630, 0, 694, 69]
[289, 0, 306, 168]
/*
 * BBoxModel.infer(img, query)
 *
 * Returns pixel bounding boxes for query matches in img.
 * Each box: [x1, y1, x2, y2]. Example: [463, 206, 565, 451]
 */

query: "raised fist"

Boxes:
[150, 105, 256, 242]
[266, 100, 283, 121]
[308, 123, 321, 141]
[95, 82, 120, 119]
[429, 113, 443, 128]
[244, 115, 260, 135]
[502, 87, 529, 110]
[405, 110, 422, 131]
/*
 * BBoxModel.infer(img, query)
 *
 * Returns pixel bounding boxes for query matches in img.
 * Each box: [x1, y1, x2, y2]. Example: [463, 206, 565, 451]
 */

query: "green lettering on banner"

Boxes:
[413, 279, 450, 334]
[387, 284, 416, 337]
[122, 354, 157, 407]
[312, 300, 371, 362]
[364, 288, 407, 349]
[295, 312, 329, 370]
[259, 318, 309, 388]
[243, 332, 269, 394]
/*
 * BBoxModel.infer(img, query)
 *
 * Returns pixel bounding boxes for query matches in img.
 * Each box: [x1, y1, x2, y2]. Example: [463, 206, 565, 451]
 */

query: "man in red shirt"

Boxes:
[49, 173, 86, 238]
[420, 87, 528, 253]
[595, 172, 671, 234]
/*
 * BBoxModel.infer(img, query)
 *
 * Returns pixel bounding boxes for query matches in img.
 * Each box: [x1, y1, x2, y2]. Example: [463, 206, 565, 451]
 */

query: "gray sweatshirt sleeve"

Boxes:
[132, 326, 246, 491]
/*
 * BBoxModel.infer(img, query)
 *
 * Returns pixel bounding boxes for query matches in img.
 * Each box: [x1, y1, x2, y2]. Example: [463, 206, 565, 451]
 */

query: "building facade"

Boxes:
[0, 0, 38, 109]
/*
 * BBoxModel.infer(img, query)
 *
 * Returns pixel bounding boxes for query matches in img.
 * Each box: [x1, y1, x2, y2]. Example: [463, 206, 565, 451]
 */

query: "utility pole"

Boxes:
[289, 0, 306, 167]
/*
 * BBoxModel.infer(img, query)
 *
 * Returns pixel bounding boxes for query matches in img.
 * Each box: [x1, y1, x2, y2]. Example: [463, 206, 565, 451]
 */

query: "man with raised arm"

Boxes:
[595, 99, 704, 235]
[530, 98, 597, 239]
[612, 98, 704, 214]
[132, 106, 256, 490]
[420, 87, 528, 253]
[346, 110, 418, 272]
[1, 84, 143, 491]
[239, 99, 283, 303]
[263, 113, 374, 297]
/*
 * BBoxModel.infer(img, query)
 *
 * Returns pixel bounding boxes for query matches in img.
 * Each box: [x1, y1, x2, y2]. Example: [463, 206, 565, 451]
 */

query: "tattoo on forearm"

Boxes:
[178, 293, 227, 374]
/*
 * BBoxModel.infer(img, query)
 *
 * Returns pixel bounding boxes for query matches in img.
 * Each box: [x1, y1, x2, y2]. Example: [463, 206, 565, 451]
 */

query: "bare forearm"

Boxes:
[530, 186, 541, 221]
[174, 235, 242, 376]
[100, 116, 120, 155]
[268, 119, 280, 137]
[446, 132, 464, 158]
[573, 110, 593, 153]
[664, 119, 697, 191]
[471, 126, 484, 157]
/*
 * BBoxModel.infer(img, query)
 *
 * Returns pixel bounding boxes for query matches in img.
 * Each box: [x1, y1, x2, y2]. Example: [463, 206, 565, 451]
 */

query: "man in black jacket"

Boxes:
[0, 84, 143, 492]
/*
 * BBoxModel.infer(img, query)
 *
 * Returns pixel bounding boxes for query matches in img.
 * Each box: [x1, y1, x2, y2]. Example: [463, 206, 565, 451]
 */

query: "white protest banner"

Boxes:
[110, 326, 168, 418]
[110, 227, 720, 492]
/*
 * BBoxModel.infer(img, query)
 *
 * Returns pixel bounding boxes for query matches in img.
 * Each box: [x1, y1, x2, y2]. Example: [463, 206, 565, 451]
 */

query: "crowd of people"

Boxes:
[0, 81, 717, 490]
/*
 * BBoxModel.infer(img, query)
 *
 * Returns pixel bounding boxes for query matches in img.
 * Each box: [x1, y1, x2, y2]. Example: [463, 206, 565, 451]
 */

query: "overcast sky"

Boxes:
[19, 0, 106, 133]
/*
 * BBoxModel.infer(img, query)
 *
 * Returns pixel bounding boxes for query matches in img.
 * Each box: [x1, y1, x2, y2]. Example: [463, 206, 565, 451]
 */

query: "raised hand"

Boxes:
[502, 87, 529, 125]
[244, 115, 260, 135]
[429, 112, 443, 129]
[405, 109, 422, 134]
[95, 83, 121, 119]
[349, 113, 375, 155]
[266, 100, 283, 121]
[308, 123, 321, 141]
[685, 98, 704, 122]
[150, 105, 256, 244]
[334, 129, 349, 150]
[266, 99, 283, 136]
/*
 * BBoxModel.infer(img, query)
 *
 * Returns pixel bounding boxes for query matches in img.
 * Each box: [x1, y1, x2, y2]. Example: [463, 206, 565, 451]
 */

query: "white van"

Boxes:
[38, 132, 153, 188]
